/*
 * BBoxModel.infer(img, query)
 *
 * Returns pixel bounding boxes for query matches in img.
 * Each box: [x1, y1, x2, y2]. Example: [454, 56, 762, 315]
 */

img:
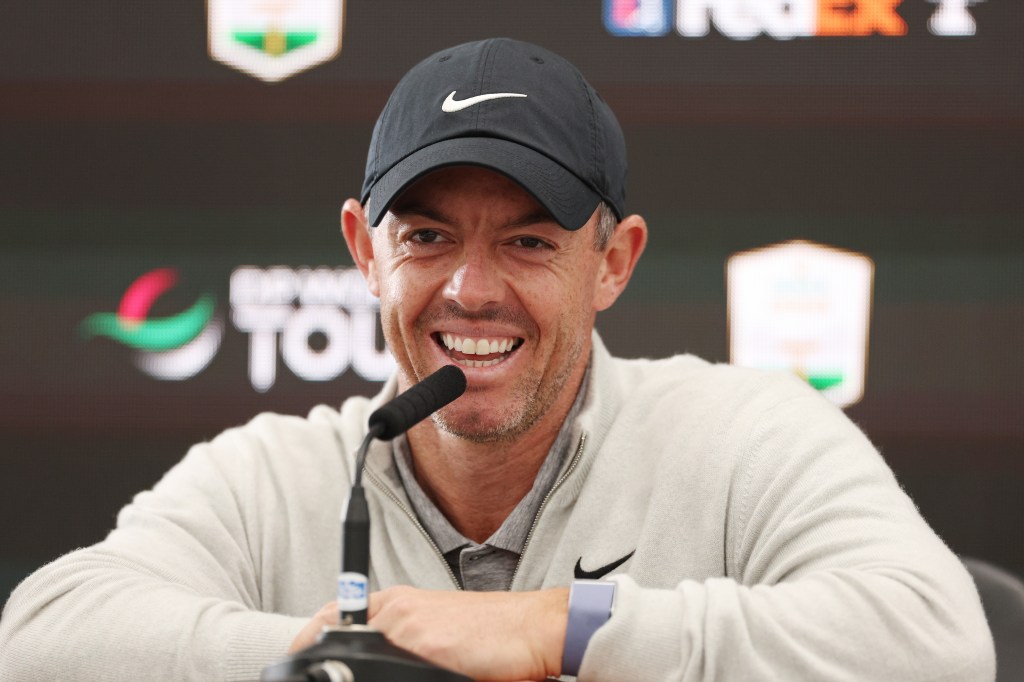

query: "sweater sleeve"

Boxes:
[0, 421, 311, 682]
[579, 385, 995, 682]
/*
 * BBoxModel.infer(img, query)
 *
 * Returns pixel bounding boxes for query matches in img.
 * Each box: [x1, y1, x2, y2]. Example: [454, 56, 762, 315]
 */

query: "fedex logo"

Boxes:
[606, 0, 983, 39]
[678, 0, 908, 39]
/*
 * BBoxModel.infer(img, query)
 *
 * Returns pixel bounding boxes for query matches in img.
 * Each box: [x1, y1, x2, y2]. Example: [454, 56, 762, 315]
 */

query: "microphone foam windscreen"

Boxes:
[368, 365, 467, 440]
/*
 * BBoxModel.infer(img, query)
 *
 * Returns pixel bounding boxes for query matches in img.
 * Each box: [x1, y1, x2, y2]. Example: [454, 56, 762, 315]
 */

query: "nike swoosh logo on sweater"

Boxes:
[573, 550, 635, 580]
[441, 91, 527, 112]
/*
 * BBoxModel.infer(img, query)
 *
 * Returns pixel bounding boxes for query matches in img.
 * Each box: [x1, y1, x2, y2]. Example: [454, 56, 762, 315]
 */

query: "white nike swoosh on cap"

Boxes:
[441, 91, 528, 113]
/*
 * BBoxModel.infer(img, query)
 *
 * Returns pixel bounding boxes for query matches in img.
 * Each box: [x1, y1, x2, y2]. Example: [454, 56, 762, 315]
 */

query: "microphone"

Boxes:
[262, 365, 470, 682]
[368, 364, 468, 441]
[341, 365, 467, 625]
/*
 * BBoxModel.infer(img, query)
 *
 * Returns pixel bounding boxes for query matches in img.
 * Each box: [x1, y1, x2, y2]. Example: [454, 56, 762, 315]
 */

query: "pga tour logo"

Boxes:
[604, 0, 984, 39]
[337, 572, 368, 612]
[208, 0, 344, 82]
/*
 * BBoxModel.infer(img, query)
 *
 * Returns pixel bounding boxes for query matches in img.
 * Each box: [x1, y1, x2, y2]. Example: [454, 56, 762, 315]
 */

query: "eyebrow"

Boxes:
[389, 203, 453, 225]
[388, 204, 557, 230]
[504, 210, 557, 229]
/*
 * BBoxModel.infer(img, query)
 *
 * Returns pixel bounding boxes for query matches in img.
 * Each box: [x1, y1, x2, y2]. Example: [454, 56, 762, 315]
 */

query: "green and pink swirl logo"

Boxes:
[80, 268, 223, 380]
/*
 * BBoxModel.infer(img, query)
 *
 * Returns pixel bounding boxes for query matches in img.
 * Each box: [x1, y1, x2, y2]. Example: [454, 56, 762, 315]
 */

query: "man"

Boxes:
[0, 38, 993, 681]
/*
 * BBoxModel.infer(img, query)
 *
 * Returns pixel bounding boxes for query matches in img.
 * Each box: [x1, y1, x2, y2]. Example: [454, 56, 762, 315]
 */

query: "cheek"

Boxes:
[366, 262, 381, 297]
[379, 265, 437, 327]
[371, 269, 405, 330]
[550, 261, 601, 313]
[518, 277, 591, 339]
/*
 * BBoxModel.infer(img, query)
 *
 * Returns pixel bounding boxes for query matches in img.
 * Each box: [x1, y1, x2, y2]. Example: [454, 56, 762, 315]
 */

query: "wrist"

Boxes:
[535, 587, 570, 678]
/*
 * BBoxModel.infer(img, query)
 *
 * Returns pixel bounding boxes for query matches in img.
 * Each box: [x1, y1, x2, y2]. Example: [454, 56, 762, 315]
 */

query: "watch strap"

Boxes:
[561, 579, 616, 677]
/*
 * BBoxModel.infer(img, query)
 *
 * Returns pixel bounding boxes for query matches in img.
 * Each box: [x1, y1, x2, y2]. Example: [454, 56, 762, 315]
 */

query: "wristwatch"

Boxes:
[561, 579, 616, 677]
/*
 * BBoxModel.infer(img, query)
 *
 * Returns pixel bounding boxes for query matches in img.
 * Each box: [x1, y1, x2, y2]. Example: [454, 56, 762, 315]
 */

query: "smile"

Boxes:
[434, 333, 523, 368]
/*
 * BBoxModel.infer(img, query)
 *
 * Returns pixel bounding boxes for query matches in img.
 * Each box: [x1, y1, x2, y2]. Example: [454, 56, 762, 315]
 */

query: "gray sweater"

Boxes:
[0, 334, 994, 681]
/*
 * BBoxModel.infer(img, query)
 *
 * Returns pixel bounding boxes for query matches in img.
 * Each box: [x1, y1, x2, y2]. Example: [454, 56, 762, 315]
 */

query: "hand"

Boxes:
[369, 586, 569, 682]
[289, 601, 340, 653]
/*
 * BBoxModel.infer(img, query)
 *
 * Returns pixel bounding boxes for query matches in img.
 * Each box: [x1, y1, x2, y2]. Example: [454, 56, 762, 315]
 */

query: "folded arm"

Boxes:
[0, 424, 309, 682]
[582, 391, 995, 681]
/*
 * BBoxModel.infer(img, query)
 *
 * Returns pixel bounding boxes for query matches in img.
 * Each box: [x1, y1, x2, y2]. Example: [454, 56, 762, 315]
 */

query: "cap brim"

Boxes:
[366, 137, 602, 230]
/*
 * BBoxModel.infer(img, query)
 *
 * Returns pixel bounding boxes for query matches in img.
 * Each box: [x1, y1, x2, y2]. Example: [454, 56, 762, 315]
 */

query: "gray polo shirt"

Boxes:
[392, 373, 587, 591]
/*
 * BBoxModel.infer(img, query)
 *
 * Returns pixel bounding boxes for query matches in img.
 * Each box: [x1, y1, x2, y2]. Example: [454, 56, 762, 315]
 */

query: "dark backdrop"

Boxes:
[2, 0, 1022, 601]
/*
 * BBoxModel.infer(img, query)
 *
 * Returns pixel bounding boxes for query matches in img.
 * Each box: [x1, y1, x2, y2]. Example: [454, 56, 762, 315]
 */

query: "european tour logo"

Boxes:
[79, 266, 395, 390]
[79, 268, 224, 381]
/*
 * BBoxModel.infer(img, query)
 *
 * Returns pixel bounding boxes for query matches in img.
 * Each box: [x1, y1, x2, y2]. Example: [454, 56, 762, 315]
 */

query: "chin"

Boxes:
[432, 408, 535, 444]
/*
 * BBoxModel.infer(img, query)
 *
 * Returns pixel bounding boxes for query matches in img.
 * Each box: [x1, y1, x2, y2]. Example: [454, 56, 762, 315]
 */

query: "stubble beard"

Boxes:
[391, 299, 587, 444]
[430, 315, 586, 444]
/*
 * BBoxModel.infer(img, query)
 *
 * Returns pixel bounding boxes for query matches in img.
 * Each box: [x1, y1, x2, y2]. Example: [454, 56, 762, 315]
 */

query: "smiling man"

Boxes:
[289, 38, 993, 681]
[0, 38, 993, 682]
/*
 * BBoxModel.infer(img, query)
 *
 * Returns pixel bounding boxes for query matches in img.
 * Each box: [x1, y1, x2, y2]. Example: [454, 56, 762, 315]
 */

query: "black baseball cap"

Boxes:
[360, 38, 627, 231]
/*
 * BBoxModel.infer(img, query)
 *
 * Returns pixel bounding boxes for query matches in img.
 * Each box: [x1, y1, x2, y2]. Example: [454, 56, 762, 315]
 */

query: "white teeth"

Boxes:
[440, 334, 519, 357]
[456, 357, 505, 368]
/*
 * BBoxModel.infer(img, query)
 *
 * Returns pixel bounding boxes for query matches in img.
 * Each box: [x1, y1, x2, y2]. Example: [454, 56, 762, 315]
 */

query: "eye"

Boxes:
[410, 229, 445, 244]
[513, 236, 550, 249]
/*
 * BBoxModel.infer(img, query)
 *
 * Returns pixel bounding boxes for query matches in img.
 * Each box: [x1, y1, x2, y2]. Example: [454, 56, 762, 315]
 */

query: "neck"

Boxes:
[405, 375, 584, 544]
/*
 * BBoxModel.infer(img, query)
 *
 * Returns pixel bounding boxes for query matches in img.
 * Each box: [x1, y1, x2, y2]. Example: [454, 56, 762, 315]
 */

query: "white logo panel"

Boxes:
[208, 0, 344, 83]
[728, 241, 874, 407]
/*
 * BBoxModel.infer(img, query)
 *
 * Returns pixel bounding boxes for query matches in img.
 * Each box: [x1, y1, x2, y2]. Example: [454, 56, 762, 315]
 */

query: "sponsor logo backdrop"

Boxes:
[1, 0, 1021, 598]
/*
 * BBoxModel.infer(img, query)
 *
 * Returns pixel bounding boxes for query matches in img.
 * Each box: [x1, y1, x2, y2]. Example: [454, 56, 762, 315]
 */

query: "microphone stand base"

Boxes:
[260, 625, 473, 682]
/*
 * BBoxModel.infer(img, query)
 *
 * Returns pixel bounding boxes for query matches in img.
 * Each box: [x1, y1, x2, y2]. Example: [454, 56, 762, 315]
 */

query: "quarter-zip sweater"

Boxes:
[0, 334, 994, 681]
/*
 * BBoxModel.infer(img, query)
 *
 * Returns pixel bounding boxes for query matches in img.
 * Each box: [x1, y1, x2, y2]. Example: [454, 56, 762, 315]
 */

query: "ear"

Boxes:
[593, 214, 648, 312]
[341, 198, 380, 297]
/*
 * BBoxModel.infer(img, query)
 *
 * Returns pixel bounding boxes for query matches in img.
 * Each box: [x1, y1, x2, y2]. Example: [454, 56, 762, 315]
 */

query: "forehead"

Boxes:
[388, 166, 552, 221]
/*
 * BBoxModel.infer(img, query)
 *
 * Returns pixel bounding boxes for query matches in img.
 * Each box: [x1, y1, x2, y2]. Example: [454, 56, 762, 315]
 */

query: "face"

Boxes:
[356, 167, 613, 443]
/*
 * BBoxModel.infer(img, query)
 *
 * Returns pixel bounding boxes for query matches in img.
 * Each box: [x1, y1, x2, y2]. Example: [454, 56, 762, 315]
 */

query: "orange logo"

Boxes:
[816, 0, 907, 36]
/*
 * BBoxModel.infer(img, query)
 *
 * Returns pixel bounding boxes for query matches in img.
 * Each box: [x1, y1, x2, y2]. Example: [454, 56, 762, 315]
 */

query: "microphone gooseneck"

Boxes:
[340, 365, 467, 625]
[263, 364, 471, 682]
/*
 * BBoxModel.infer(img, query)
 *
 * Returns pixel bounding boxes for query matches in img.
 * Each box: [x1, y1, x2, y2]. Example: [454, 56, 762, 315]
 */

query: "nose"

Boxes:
[443, 247, 505, 312]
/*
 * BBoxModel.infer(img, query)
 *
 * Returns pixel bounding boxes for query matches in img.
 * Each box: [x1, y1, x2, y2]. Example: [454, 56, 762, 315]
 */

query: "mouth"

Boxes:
[433, 332, 524, 368]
